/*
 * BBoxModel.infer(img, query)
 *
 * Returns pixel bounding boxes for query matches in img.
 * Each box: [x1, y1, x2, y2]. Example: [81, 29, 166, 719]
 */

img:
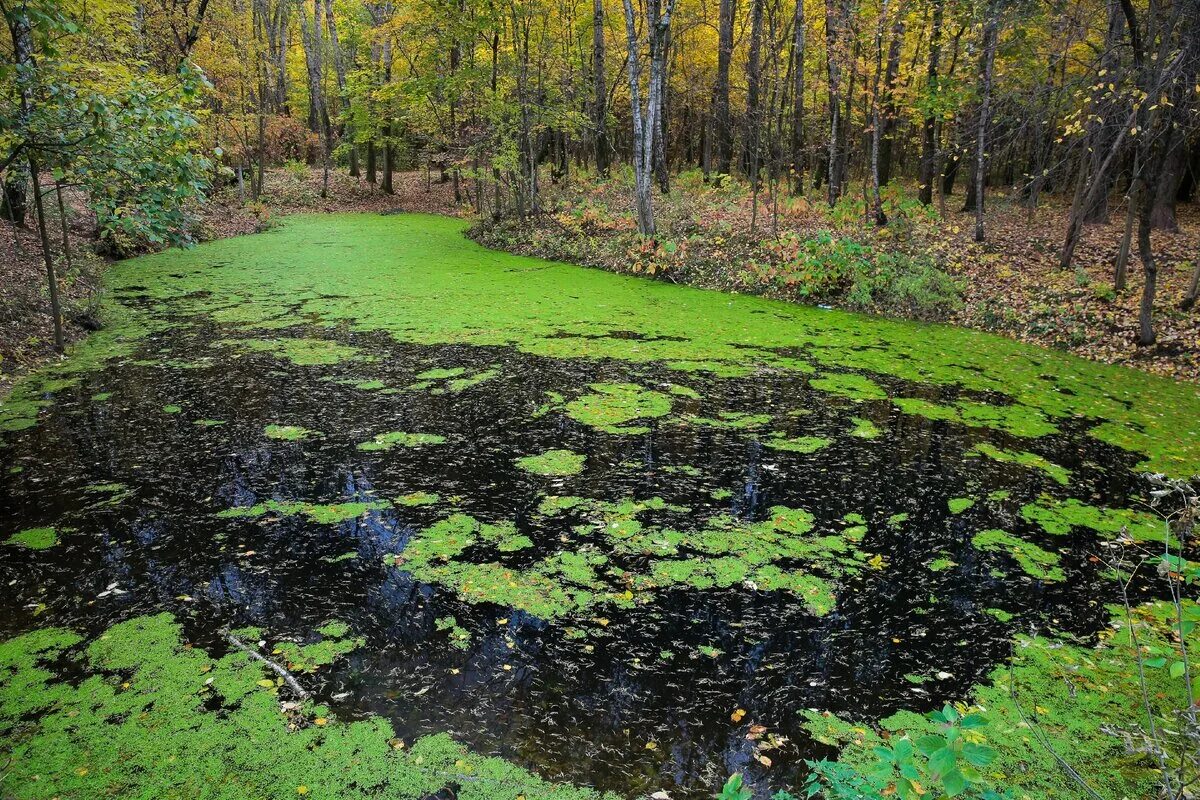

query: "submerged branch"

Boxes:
[221, 628, 310, 700]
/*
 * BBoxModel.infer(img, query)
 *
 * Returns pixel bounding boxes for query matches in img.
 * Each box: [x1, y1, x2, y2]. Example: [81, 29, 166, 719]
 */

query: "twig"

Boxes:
[1006, 650, 1105, 800]
[221, 628, 310, 700]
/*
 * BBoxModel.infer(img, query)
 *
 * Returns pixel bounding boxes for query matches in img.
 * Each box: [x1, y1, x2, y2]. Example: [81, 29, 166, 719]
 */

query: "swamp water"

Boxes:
[2, 214, 1198, 799]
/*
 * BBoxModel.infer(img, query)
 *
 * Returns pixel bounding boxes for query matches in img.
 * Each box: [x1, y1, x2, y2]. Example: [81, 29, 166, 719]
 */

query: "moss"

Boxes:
[265, 424, 320, 441]
[809, 372, 888, 401]
[516, 449, 586, 476]
[0, 614, 616, 800]
[5, 526, 57, 550]
[563, 383, 671, 434]
[218, 500, 389, 524]
[763, 434, 831, 454]
[357, 431, 447, 452]
[948, 497, 975, 514]
[969, 442, 1071, 485]
[972, 528, 1065, 582]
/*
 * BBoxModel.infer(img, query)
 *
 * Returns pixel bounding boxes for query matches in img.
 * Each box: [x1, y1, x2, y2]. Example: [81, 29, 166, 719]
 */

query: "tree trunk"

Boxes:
[918, 0, 943, 205]
[1078, 0, 1127, 224]
[0, 169, 27, 225]
[869, 0, 890, 225]
[742, 0, 764, 177]
[1150, 140, 1187, 231]
[712, 0, 736, 175]
[299, 0, 331, 197]
[592, 0, 611, 175]
[1115, 189, 1135, 290]
[28, 156, 63, 352]
[972, 7, 998, 242]
[54, 180, 72, 272]
[877, 14, 904, 186]
[788, 0, 806, 193]
[623, 0, 676, 235]
[824, 0, 847, 204]
[1136, 196, 1157, 346]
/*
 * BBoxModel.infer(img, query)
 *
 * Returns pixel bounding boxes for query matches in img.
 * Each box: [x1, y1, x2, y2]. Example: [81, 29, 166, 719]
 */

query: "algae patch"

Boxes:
[516, 449, 587, 476]
[5, 526, 58, 550]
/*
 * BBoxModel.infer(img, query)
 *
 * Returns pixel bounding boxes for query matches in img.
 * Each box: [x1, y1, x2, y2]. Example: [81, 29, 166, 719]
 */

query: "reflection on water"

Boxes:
[0, 316, 1151, 798]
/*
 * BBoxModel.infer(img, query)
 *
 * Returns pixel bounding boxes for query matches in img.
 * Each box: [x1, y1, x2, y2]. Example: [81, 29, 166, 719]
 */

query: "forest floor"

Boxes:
[3, 164, 1198, 393]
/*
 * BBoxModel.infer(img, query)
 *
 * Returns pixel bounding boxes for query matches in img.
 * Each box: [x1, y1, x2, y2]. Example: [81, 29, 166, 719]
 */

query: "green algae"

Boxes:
[971, 528, 1065, 582]
[396, 491, 440, 507]
[416, 367, 467, 380]
[562, 382, 672, 434]
[435, 616, 472, 650]
[218, 336, 363, 366]
[1020, 496, 1165, 543]
[265, 424, 320, 441]
[809, 372, 888, 401]
[218, 499, 389, 524]
[5, 526, 57, 550]
[389, 502, 868, 620]
[948, 497, 975, 514]
[667, 384, 701, 399]
[161, 404, 182, 414]
[0, 614, 615, 800]
[848, 416, 881, 438]
[516, 449, 586, 476]
[802, 600, 1198, 799]
[893, 397, 1058, 438]
[357, 431, 447, 452]
[686, 411, 772, 429]
[195, 418, 226, 426]
[390, 514, 604, 619]
[19, 213, 1188, 476]
[763, 434, 831, 453]
[969, 442, 1071, 485]
[272, 621, 363, 673]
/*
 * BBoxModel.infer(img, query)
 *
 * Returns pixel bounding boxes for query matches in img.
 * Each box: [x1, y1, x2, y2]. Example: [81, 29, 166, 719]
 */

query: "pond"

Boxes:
[2, 213, 1198, 799]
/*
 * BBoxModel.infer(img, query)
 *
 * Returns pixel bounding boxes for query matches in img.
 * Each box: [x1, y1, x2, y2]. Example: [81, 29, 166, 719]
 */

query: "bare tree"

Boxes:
[622, 0, 677, 234]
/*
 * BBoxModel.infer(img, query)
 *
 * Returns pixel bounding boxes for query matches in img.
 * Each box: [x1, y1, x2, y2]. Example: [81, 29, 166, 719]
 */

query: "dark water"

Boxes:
[0, 314, 1154, 798]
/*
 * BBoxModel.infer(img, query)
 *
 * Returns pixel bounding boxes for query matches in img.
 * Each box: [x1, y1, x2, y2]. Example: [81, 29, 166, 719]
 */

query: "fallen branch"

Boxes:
[220, 628, 310, 700]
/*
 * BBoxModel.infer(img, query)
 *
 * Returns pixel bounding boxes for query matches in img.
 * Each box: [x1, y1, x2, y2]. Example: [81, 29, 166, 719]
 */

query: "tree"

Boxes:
[623, 0, 677, 234]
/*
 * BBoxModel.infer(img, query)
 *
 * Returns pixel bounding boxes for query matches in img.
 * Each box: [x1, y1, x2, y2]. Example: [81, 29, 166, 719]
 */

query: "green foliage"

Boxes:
[718, 774, 753, 800]
[805, 706, 1007, 800]
[753, 231, 960, 316]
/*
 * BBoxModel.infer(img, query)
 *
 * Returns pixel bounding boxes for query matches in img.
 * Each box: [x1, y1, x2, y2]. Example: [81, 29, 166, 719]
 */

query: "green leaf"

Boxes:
[914, 734, 945, 755]
[962, 742, 996, 768]
[1169, 661, 1186, 679]
[916, 734, 945, 753]
[942, 768, 967, 796]
[928, 746, 957, 777]
[1145, 657, 1168, 668]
